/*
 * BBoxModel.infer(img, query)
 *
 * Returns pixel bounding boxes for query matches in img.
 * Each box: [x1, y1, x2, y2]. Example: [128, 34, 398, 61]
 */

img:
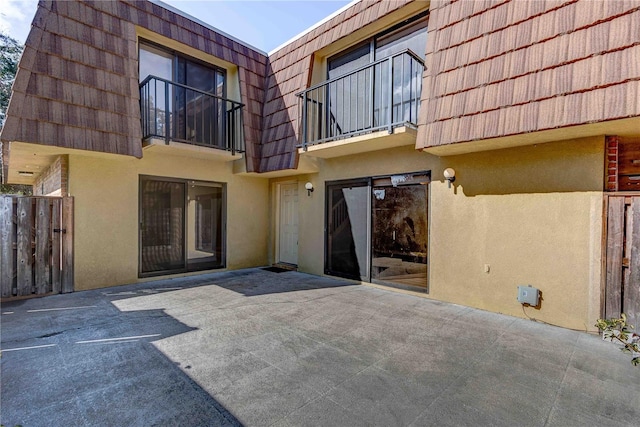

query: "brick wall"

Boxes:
[34, 155, 68, 196]
[606, 136, 619, 192]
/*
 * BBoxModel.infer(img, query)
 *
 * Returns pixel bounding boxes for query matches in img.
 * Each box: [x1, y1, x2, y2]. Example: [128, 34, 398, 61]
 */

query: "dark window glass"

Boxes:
[140, 178, 186, 274]
[175, 57, 226, 146]
[375, 16, 428, 59]
[325, 173, 430, 291]
[139, 177, 226, 277]
[326, 181, 370, 280]
[371, 178, 428, 289]
[178, 58, 220, 93]
[327, 42, 371, 79]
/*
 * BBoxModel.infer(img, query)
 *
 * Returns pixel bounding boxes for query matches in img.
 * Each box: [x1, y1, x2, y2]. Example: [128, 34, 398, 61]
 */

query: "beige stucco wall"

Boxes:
[276, 136, 604, 330]
[68, 149, 269, 290]
[428, 137, 604, 330]
[63, 132, 603, 329]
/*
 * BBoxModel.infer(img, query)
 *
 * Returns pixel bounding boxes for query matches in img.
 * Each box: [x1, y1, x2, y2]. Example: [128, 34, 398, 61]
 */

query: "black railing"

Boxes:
[140, 76, 245, 154]
[298, 50, 425, 149]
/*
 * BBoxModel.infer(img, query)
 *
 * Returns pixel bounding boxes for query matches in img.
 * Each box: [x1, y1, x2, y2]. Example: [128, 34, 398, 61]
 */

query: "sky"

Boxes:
[0, 0, 354, 53]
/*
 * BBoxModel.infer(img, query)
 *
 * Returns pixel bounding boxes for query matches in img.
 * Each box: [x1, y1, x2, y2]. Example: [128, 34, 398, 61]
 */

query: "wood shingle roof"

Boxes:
[3, 0, 639, 176]
[417, 0, 640, 149]
[1, 0, 267, 171]
[259, 0, 415, 172]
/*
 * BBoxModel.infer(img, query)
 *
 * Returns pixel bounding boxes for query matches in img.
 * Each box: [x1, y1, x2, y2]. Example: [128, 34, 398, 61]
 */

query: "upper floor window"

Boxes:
[138, 42, 244, 153]
[139, 43, 173, 83]
[327, 13, 428, 79]
[138, 42, 225, 96]
[375, 15, 428, 62]
[299, 13, 428, 147]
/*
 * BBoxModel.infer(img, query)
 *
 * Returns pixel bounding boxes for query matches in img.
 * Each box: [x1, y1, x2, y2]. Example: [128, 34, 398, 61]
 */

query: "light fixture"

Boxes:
[18, 171, 35, 176]
[304, 182, 314, 196]
[443, 168, 456, 188]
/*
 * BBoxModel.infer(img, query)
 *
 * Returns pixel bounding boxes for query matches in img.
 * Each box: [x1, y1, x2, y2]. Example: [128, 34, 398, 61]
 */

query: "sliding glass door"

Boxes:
[322, 13, 428, 139]
[371, 177, 428, 289]
[175, 59, 226, 147]
[326, 180, 370, 281]
[140, 176, 225, 276]
[140, 178, 186, 274]
[188, 182, 225, 271]
[138, 41, 226, 147]
[325, 173, 429, 291]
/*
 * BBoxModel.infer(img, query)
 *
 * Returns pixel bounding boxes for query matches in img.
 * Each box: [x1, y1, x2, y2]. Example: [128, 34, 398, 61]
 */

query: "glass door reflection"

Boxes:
[187, 181, 225, 271]
[140, 177, 225, 277]
[326, 181, 370, 281]
[325, 173, 429, 291]
[140, 178, 186, 274]
[371, 180, 428, 289]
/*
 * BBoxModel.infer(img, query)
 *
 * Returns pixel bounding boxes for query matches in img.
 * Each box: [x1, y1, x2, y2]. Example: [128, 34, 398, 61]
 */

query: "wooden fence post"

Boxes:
[35, 198, 51, 294]
[61, 197, 74, 293]
[605, 197, 624, 318]
[17, 198, 34, 296]
[627, 199, 640, 328]
[0, 197, 15, 298]
[51, 198, 62, 294]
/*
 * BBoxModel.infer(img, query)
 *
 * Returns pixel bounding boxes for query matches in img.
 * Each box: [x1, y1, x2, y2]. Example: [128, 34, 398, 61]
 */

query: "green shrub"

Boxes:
[595, 313, 639, 366]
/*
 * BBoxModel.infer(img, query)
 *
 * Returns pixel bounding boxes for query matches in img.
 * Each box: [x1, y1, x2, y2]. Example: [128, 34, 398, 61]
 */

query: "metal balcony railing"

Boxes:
[298, 50, 425, 150]
[140, 76, 245, 154]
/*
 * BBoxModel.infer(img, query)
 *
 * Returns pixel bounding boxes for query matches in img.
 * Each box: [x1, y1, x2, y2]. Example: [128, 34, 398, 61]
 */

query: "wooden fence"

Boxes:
[0, 196, 73, 300]
[603, 194, 640, 328]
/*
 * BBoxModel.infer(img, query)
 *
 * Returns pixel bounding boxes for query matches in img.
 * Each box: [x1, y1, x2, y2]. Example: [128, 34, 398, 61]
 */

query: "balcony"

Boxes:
[140, 76, 245, 158]
[298, 50, 425, 157]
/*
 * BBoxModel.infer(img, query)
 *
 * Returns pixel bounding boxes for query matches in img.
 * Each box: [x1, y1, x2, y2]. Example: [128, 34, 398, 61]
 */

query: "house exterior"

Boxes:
[2, 0, 639, 330]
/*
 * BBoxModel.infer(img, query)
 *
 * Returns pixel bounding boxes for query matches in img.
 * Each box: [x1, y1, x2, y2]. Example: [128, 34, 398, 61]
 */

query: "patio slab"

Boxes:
[1, 268, 639, 426]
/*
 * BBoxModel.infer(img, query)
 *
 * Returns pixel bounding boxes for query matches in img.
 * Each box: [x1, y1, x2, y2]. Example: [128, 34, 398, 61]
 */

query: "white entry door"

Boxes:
[279, 183, 299, 265]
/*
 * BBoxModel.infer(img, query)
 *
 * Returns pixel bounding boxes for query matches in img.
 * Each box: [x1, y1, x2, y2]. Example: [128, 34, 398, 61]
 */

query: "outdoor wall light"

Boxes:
[305, 182, 314, 196]
[443, 168, 456, 188]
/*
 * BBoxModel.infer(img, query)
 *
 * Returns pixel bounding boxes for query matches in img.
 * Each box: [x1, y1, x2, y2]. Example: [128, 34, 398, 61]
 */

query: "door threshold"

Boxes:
[272, 263, 297, 271]
[371, 279, 428, 294]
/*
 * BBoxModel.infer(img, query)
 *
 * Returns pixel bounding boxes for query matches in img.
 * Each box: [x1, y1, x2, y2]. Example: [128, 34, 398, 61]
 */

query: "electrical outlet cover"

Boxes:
[517, 285, 539, 306]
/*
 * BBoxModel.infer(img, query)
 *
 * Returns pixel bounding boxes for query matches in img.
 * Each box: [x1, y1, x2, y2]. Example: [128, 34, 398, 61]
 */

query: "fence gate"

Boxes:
[604, 194, 640, 328]
[0, 196, 74, 300]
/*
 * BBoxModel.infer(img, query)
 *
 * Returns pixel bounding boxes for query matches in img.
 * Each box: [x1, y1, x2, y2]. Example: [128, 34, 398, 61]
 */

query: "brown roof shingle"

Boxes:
[258, 0, 416, 172]
[417, 0, 640, 149]
[1, 0, 267, 171]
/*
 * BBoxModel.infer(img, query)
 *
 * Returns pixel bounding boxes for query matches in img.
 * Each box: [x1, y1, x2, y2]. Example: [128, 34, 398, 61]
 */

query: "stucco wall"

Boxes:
[428, 136, 604, 330]
[68, 150, 269, 290]
[279, 136, 604, 329]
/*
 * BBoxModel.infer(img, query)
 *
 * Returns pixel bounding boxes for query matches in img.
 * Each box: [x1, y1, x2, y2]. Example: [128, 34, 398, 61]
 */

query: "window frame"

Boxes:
[326, 10, 429, 80]
[138, 39, 227, 98]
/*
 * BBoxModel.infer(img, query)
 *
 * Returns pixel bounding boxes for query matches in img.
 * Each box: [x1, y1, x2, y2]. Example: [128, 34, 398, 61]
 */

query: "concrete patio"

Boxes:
[1, 268, 639, 426]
